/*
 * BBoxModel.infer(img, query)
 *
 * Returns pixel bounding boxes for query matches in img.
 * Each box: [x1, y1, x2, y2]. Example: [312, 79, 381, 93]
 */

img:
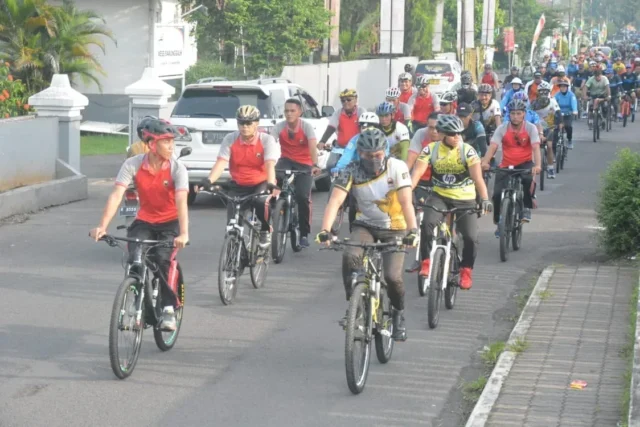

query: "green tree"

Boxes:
[339, 0, 378, 59]
[405, 0, 436, 58]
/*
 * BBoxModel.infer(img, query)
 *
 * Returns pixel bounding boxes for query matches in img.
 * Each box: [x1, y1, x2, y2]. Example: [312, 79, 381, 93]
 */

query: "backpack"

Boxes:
[429, 141, 468, 171]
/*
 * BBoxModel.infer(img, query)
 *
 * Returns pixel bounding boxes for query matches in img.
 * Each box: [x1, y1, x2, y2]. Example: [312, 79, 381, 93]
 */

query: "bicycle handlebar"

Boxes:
[421, 205, 481, 215]
[486, 167, 533, 175]
[97, 234, 183, 248]
[276, 168, 311, 175]
[199, 188, 271, 203]
[320, 237, 405, 251]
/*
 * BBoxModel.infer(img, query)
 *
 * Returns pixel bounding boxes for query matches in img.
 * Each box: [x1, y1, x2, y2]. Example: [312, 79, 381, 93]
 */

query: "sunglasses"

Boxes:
[419, 84, 429, 89]
[340, 98, 355, 103]
[444, 132, 458, 137]
[238, 120, 256, 126]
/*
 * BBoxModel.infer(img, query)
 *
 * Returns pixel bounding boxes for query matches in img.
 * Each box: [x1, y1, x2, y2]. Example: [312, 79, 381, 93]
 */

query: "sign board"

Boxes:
[503, 27, 515, 52]
[379, 0, 405, 54]
[154, 24, 188, 78]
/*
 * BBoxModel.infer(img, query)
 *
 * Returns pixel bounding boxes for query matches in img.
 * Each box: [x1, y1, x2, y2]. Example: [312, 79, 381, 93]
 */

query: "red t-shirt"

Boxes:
[399, 89, 413, 104]
[491, 122, 541, 167]
[412, 94, 435, 123]
[272, 119, 316, 166]
[218, 132, 281, 186]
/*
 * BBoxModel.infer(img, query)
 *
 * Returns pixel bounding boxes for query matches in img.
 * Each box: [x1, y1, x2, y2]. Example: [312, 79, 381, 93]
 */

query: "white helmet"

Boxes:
[398, 72, 413, 81]
[417, 75, 430, 86]
[385, 87, 401, 99]
[537, 81, 552, 92]
[358, 112, 379, 126]
[557, 65, 566, 73]
[511, 77, 523, 85]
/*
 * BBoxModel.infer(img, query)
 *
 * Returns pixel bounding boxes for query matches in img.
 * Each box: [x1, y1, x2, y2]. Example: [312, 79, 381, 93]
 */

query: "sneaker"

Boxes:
[338, 309, 348, 328]
[160, 306, 177, 331]
[259, 231, 271, 249]
[460, 267, 473, 290]
[419, 258, 431, 277]
[391, 308, 407, 341]
[299, 236, 310, 248]
[567, 140, 574, 150]
[548, 167, 556, 179]
[618, 113, 623, 120]
[522, 208, 532, 223]
[405, 260, 421, 273]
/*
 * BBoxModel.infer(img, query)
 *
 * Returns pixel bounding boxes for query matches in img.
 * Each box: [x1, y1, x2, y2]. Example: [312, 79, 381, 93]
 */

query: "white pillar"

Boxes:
[28, 74, 89, 172]
[124, 67, 176, 146]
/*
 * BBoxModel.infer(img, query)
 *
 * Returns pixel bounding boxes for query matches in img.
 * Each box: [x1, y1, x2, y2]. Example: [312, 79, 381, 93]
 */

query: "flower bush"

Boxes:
[0, 62, 32, 119]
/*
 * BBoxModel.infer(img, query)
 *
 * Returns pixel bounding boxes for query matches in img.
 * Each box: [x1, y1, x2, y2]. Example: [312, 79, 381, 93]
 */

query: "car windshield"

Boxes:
[172, 88, 273, 119]
[415, 62, 451, 75]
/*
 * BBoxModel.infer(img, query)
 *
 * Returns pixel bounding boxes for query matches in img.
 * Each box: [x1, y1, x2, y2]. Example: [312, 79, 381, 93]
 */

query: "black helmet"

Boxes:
[137, 116, 179, 142]
[478, 83, 493, 94]
[357, 128, 388, 152]
[436, 114, 465, 134]
[507, 99, 527, 112]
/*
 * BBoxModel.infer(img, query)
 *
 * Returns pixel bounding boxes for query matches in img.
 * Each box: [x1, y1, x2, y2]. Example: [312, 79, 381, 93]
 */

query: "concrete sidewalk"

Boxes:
[474, 265, 636, 426]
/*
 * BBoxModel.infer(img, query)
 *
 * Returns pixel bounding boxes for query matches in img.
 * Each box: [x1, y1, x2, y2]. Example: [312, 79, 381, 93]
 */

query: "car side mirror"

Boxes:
[321, 106, 335, 117]
[178, 147, 192, 158]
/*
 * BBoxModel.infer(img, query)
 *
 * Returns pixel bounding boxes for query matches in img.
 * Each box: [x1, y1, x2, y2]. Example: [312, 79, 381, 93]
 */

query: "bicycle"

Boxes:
[322, 238, 404, 394]
[406, 184, 431, 296]
[419, 204, 480, 329]
[203, 187, 272, 305]
[98, 231, 187, 379]
[272, 169, 310, 263]
[589, 99, 607, 142]
[621, 90, 634, 127]
[606, 98, 614, 131]
[491, 167, 532, 262]
[539, 137, 547, 191]
[555, 117, 569, 173]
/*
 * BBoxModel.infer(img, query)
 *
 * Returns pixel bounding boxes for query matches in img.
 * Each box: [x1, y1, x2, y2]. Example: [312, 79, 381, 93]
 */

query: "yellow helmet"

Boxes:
[236, 105, 260, 121]
[339, 88, 358, 99]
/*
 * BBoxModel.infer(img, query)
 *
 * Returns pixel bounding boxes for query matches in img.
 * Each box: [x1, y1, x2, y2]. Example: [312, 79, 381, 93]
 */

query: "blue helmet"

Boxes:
[376, 101, 396, 116]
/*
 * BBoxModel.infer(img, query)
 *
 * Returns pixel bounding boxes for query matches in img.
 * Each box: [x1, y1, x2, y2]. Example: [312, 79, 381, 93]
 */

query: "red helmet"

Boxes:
[137, 116, 179, 142]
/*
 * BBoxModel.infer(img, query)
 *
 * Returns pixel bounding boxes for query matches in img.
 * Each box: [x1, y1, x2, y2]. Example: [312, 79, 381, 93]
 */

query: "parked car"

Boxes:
[169, 77, 336, 205]
[197, 77, 229, 83]
[414, 59, 462, 95]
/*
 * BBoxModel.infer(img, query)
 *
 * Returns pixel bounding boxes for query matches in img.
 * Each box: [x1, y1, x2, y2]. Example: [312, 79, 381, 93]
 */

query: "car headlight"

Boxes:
[174, 125, 192, 142]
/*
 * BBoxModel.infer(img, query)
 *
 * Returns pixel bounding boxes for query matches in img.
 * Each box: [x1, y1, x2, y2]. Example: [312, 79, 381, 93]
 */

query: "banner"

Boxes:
[154, 24, 188, 78]
[529, 13, 546, 62]
[481, 0, 496, 45]
[379, 0, 405, 54]
[503, 27, 515, 52]
[432, 0, 445, 52]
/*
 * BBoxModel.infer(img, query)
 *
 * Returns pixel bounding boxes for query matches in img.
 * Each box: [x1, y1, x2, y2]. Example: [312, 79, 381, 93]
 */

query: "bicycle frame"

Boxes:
[226, 200, 261, 267]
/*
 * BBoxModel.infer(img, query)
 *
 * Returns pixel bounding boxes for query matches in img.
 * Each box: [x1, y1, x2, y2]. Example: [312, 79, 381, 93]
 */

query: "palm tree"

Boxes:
[0, 0, 115, 93]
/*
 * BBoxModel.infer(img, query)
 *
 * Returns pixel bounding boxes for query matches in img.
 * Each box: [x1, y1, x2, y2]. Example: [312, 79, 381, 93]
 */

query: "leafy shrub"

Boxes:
[596, 148, 640, 257]
[185, 61, 243, 85]
[0, 62, 32, 118]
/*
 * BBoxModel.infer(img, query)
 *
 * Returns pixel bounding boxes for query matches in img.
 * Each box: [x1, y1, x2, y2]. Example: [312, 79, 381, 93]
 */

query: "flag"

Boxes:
[532, 14, 546, 46]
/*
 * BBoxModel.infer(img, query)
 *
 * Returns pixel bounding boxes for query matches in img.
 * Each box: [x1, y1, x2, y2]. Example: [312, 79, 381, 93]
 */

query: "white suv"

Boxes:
[170, 78, 336, 205]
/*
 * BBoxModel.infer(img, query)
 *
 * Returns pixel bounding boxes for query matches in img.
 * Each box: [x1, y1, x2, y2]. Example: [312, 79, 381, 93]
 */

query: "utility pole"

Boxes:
[388, 0, 394, 86]
[568, 0, 572, 55]
[325, 0, 331, 105]
[461, 0, 466, 68]
[508, 0, 513, 68]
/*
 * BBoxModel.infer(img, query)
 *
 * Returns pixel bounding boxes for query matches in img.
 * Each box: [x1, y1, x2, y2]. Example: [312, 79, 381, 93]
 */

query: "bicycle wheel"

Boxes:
[345, 282, 372, 394]
[512, 200, 523, 251]
[499, 198, 512, 262]
[109, 277, 144, 379]
[218, 235, 240, 305]
[556, 139, 564, 173]
[290, 204, 302, 253]
[154, 266, 185, 351]
[428, 247, 445, 329]
[374, 288, 394, 364]
[250, 229, 270, 289]
[444, 245, 459, 310]
[593, 113, 598, 142]
[539, 149, 546, 191]
[417, 228, 428, 297]
[271, 198, 289, 264]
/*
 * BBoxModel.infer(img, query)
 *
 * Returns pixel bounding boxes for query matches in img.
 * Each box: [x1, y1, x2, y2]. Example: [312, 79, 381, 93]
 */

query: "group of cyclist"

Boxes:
[89, 49, 633, 341]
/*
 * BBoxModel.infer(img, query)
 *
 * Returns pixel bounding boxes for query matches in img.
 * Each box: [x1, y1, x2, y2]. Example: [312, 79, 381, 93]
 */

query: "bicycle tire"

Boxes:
[345, 282, 372, 394]
[418, 228, 428, 296]
[271, 198, 289, 264]
[624, 113, 628, 127]
[444, 245, 459, 310]
[218, 235, 240, 305]
[428, 247, 445, 329]
[512, 200, 523, 251]
[290, 204, 302, 253]
[109, 277, 144, 379]
[540, 149, 546, 191]
[154, 266, 185, 351]
[556, 140, 564, 173]
[250, 229, 270, 289]
[374, 289, 394, 364]
[593, 113, 598, 142]
[499, 198, 512, 262]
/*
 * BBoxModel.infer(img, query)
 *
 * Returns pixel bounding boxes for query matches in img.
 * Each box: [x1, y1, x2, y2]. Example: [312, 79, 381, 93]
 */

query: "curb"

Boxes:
[628, 272, 640, 427]
[465, 266, 556, 427]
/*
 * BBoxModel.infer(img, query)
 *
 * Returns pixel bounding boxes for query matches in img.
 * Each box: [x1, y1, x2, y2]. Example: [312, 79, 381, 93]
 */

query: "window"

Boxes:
[300, 92, 320, 118]
[415, 62, 452, 75]
[269, 89, 286, 118]
[172, 88, 273, 118]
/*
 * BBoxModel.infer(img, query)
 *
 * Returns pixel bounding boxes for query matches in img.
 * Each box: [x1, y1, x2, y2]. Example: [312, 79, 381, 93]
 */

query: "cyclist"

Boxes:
[582, 65, 611, 124]
[614, 56, 626, 75]
[410, 115, 492, 289]
[270, 98, 320, 247]
[201, 105, 280, 248]
[472, 83, 502, 139]
[525, 71, 544, 102]
[481, 99, 542, 226]
[453, 71, 479, 104]
[500, 77, 524, 111]
[554, 80, 578, 149]
[376, 102, 411, 161]
[316, 128, 419, 341]
[410, 75, 440, 131]
[502, 66, 520, 92]
[318, 89, 366, 149]
[550, 65, 570, 97]
[89, 117, 190, 331]
[458, 103, 487, 159]
[332, 112, 383, 173]
[407, 112, 440, 170]
[481, 63, 500, 95]
[439, 91, 458, 114]
[530, 81, 561, 179]
[521, 61, 536, 85]
[398, 72, 417, 105]
[385, 87, 412, 126]
[621, 64, 638, 111]
[606, 67, 623, 120]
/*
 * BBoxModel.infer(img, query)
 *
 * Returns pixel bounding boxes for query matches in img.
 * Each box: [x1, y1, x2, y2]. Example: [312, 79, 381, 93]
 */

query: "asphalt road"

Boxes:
[1, 119, 638, 427]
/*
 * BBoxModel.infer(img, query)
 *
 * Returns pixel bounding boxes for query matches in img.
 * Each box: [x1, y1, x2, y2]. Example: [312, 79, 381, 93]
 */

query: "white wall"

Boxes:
[281, 57, 419, 110]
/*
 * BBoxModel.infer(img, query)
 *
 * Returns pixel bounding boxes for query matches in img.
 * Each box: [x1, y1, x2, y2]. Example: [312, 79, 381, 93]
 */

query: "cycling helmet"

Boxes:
[605, 67, 614, 75]
[236, 105, 260, 121]
[511, 66, 520, 72]
[557, 80, 570, 86]
[461, 72, 473, 85]
[358, 112, 380, 126]
[507, 99, 528, 112]
[339, 88, 358, 98]
[385, 87, 401, 99]
[357, 128, 388, 152]
[376, 101, 396, 116]
[436, 114, 465, 134]
[556, 65, 566, 73]
[440, 91, 458, 104]
[398, 72, 413, 81]
[589, 60, 597, 67]
[511, 77, 523, 86]
[138, 117, 179, 142]
[478, 83, 493, 93]
[417, 75, 430, 86]
[537, 81, 552, 92]
[512, 91, 529, 102]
